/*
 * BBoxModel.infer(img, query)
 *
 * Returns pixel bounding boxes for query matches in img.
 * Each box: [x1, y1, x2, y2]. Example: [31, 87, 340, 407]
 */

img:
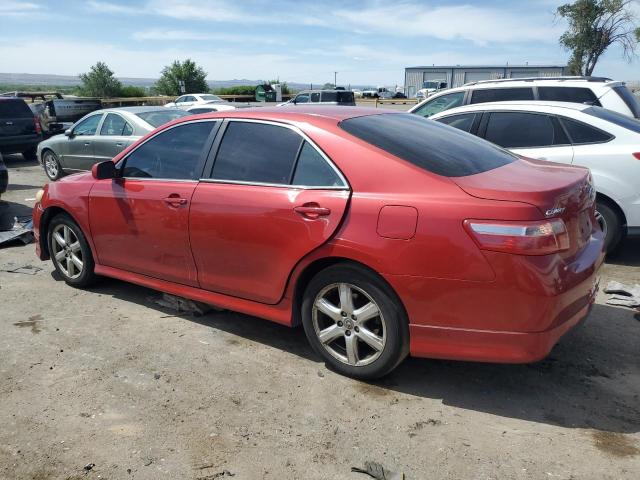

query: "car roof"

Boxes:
[181, 106, 400, 123]
[99, 106, 175, 114]
[432, 101, 592, 115]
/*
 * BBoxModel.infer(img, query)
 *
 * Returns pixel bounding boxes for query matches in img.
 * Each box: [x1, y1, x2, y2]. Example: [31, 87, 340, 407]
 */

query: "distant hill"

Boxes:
[0, 73, 368, 91]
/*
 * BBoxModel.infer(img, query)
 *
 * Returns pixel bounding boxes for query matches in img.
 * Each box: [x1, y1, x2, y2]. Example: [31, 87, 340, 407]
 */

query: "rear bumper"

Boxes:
[408, 280, 597, 363]
[0, 134, 41, 154]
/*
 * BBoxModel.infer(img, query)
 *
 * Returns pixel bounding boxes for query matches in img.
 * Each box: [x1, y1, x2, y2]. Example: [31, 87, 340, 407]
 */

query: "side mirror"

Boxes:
[92, 161, 117, 180]
[64, 129, 73, 137]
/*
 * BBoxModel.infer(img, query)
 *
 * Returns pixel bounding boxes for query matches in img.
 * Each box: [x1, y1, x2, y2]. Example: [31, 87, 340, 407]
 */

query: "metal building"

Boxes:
[404, 65, 568, 98]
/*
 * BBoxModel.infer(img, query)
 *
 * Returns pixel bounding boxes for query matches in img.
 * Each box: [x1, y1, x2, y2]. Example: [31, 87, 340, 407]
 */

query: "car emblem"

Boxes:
[545, 207, 565, 217]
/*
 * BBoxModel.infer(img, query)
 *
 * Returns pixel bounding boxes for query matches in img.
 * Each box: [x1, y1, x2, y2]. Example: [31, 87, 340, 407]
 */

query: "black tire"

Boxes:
[596, 200, 623, 254]
[48, 213, 97, 288]
[22, 147, 37, 161]
[42, 149, 64, 181]
[301, 263, 409, 379]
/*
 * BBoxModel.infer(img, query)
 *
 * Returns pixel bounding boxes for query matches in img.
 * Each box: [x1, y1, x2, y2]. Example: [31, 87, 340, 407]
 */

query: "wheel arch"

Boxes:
[596, 192, 627, 227]
[39, 206, 85, 259]
[291, 256, 409, 328]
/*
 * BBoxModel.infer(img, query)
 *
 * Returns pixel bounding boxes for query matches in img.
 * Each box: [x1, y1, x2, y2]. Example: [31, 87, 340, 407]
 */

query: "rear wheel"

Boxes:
[301, 264, 409, 379]
[43, 150, 63, 180]
[48, 214, 96, 287]
[595, 200, 623, 254]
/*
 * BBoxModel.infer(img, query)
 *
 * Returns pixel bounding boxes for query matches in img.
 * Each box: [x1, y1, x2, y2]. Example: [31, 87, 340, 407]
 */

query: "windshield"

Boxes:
[200, 94, 224, 102]
[339, 113, 516, 177]
[136, 110, 190, 128]
[584, 106, 640, 134]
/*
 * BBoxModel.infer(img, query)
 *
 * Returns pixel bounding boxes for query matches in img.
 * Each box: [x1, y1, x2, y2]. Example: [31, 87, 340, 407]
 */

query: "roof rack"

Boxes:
[464, 76, 614, 86]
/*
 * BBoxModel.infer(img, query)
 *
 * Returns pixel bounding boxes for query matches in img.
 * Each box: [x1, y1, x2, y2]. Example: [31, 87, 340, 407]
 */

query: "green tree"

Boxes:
[155, 59, 209, 96]
[78, 62, 122, 98]
[119, 85, 147, 97]
[557, 0, 640, 76]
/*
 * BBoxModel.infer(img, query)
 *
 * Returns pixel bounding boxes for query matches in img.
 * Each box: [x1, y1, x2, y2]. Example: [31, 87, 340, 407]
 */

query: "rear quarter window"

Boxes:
[538, 87, 600, 106]
[0, 99, 34, 118]
[339, 113, 515, 177]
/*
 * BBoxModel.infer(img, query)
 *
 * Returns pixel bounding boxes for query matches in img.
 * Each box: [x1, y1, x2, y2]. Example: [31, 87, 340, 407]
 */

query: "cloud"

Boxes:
[132, 29, 285, 45]
[0, 0, 41, 16]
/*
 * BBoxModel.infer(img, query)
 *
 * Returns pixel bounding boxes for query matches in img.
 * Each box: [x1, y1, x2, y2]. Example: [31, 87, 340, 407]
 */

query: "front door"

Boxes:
[63, 113, 103, 171]
[189, 120, 350, 304]
[88, 120, 217, 285]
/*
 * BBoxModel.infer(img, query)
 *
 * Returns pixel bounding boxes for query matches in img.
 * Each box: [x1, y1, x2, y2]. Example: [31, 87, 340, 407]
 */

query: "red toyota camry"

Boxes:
[33, 107, 604, 379]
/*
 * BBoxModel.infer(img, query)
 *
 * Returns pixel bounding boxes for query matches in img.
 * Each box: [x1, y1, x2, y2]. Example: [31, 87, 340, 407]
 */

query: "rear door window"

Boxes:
[310, 92, 321, 103]
[484, 112, 555, 148]
[339, 113, 515, 177]
[211, 122, 302, 184]
[435, 113, 477, 133]
[100, 113, 132, 136]
[122, 121, 215, 179]
[538, 87, 600, 105]
[0, 99, 33, 118]
[470, 88, 534, 104]
[412, 92, 465, 117]
[560, 117, 613, 144]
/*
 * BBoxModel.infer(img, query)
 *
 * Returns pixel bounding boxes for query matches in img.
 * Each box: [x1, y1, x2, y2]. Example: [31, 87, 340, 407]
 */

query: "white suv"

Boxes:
[430, 101, 640, 252]
[410, 77, 640, 119]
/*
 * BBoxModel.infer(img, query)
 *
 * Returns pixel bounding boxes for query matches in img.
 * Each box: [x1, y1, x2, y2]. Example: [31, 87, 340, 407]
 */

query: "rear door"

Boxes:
[480, 111, 574, 164]
[63, 113, 103, 170]
[189, 119, 350, 304]
[93, 112, 136, 161]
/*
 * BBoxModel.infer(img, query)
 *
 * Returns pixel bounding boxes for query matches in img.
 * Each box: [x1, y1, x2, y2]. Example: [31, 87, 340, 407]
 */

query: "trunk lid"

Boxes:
[453, 157, 597, 254]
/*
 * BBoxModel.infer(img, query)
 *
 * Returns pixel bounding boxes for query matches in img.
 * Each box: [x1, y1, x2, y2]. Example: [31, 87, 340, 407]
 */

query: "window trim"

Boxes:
[201, 118, 350, 190]
[115, 119, 221, 181]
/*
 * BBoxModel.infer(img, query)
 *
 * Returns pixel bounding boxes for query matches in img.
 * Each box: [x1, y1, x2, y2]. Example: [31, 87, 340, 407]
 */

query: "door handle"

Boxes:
[116, 142, 123, 147]
[84, 142, 91, 146]
[163, 195, 188, 207]
[294, 204, 331, 219]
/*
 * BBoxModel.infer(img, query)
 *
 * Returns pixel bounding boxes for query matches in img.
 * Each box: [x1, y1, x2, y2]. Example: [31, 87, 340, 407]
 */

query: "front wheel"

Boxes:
[301, 264, 409, 379]
[43, 150, 63, 180]
[595, 200, 623, 254]
[48, 214, 97, 287]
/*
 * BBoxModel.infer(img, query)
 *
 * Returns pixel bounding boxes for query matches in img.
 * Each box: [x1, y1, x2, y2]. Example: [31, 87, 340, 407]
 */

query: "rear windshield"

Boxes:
[200, 94, 224, 102]
[0, 99, 34, 118]
[612, 86, 640, 118]
[584, 106, 640, 134]
[339, 113, 516, 177]
[136, 109, 189, 128]
[321, 91, 355, 104]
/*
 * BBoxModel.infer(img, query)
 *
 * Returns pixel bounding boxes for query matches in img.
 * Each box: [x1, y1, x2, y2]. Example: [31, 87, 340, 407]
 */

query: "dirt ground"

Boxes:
[0, 153, 638, 480]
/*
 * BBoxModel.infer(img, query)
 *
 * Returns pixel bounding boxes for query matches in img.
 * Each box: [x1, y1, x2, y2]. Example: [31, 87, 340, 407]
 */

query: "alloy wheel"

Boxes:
[51, 224, 83, 279]
[312, 282, 386, 367]
[44, 152, 58, 179]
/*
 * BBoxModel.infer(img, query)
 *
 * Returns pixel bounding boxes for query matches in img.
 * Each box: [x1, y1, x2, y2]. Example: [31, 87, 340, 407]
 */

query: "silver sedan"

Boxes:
[37, 106, 189, 180]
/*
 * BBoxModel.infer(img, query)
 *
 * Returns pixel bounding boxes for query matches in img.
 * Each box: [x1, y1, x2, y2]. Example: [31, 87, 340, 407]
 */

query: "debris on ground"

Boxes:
[352, 461, 405, 480]
[1, 264, 42, 275]
[152, 293, 221, 316]
[0, 216, 34, 246]
[604, 281, 640, 308]
[83, 462, 95, 471]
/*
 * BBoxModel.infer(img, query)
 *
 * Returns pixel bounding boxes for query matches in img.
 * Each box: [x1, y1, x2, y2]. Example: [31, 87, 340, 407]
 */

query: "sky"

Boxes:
[0, 0, 639, 86]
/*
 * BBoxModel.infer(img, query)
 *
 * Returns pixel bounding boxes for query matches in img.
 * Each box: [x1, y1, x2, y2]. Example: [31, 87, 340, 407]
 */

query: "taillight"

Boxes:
[633, 152, 640, 160]
[464, 218, 570, 255]
[33, 117, 42, 135]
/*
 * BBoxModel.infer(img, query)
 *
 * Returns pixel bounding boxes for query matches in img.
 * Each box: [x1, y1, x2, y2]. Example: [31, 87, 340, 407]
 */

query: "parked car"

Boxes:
[362, 87, 393, 99]
[33, 107, 604, 379]
[185, 105, 236, 114]
[410, 77, 640, 119]
[164, 94, 235, 110]
[278, 90, 356, 106]
[0, 152, 7, 198]
[0, 97, 42, 160]
[416, 80, 448, 100]
[37, 106, 189, 180]
[431, 101, 640, 252]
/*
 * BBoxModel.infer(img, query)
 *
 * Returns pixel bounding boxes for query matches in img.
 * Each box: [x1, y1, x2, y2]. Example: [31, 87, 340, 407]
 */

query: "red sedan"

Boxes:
[33, 107, 604, 379]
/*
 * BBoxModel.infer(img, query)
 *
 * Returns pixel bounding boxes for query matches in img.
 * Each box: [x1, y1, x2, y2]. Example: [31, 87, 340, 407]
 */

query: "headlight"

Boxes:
[35, 188, 44, 203]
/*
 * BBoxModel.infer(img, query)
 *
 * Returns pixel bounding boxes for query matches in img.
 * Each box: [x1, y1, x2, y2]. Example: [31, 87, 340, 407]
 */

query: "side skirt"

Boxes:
[94, 264, 294, 326]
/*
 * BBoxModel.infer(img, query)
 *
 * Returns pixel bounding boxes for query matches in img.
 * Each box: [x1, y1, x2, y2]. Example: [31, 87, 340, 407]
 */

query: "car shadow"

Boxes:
[6, 183, 40, 192]
[606, 236, 640, 267]
[1, 153, 39, 168]
[48, 272, 640, 435]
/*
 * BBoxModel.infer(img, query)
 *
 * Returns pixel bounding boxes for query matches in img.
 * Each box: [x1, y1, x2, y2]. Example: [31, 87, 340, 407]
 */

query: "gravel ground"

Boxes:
[0, 154, 638, 480]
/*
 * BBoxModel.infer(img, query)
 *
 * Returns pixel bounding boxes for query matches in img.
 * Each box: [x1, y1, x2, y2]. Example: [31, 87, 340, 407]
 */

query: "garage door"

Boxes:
[464, 71, 492, 83]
